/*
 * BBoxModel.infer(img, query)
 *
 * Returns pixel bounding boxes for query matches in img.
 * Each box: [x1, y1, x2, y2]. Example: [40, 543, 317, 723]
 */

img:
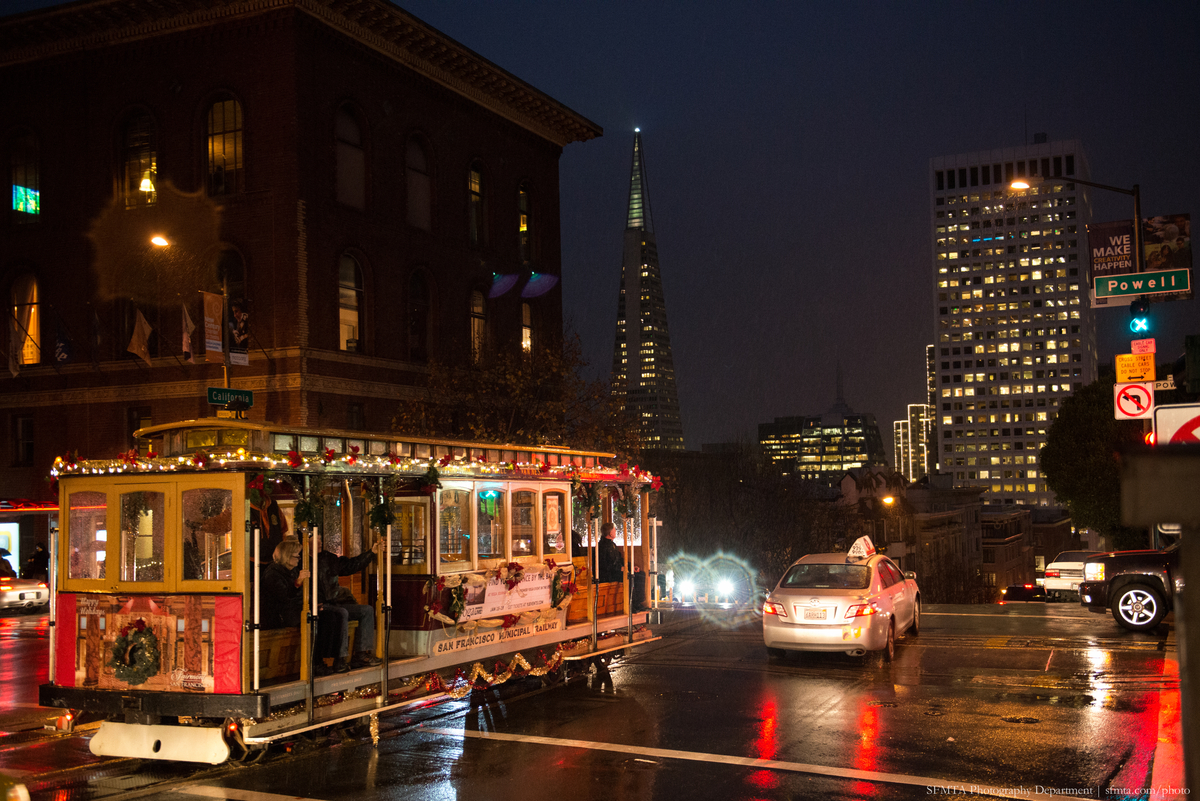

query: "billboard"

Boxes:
[1088, 214, 1192, 307]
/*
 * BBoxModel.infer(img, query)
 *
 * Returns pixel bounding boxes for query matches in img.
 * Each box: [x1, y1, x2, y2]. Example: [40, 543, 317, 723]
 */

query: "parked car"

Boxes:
[1041, 550, 1102, 600]
[0, 771, 30, 801]
[1079, 540, 1182, 632]
[999, 583, 1046, 602]
[762, 536, 919, 662]
[0, 577, 48, 612]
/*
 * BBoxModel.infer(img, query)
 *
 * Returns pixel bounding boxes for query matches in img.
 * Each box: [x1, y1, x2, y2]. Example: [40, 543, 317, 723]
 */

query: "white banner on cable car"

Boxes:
[434, 618, 564, 656]
[460, 572, 552, 622]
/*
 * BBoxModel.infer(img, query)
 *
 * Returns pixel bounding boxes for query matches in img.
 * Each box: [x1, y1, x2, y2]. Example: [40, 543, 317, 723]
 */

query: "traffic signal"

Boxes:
[1129, 298, 1151, 334]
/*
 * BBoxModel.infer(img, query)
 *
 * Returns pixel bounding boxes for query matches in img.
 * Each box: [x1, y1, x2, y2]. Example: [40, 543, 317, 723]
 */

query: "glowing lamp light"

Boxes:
[139, 170, 156, 193]
[1010, 179, 1032, 190]
[150, 235, 169, 247]
[882, 496, 894, 505]
[717, 578, 734, 597]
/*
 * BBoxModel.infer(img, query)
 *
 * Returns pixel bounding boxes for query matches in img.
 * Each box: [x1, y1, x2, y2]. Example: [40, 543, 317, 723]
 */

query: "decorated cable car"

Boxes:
[39, 419, 659, 763]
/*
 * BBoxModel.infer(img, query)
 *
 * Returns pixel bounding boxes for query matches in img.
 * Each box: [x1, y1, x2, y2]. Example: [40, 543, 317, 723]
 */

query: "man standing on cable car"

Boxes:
[316, 534, 384, 671]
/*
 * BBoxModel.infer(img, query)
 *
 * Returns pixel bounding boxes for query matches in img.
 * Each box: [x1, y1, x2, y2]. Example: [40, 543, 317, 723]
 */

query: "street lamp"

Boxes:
[1011, 175, 1143, 274]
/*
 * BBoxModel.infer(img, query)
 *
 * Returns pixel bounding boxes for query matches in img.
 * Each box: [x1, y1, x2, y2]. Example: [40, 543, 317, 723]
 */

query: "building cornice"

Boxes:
[0, 0, 601, 147]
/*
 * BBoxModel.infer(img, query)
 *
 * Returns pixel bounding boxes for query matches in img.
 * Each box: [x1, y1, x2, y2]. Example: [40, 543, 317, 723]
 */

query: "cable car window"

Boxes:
[511, 491, 535, 558]
[69, 491, 107, 580]
[186, 430, 218, 450]
[542, 491, 566, 556]
[392, 501, 427, 567]
[477, 490, 505, 561]
[439, 489, 471, 567]
[120, 490, 164, 582]
[182, 488, 233, 581]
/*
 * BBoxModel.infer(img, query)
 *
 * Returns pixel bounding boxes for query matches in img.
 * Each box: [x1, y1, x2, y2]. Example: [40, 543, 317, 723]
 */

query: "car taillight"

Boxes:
[1084, 563, 1104, 582]
[0, 585, 11, 591]
[844, 603, 877, 618]
[763, 601, 787, 618]
[1044, 570, 1059, 578]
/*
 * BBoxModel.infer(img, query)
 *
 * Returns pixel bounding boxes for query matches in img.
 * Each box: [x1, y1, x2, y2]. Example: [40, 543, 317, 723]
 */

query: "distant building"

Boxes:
[929, 139, 1097, 507]
[610, 131, 684, 451]
[981, 508, 1036, 590]
[908, 473, 986, 602]
[760, 383, 888, 482]
[893, 403, 932, 483]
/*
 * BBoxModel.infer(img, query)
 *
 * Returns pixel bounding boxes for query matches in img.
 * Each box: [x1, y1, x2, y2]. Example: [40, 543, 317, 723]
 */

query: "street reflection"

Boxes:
[851, 700, 880, 798]
[746, 695, 778, 791]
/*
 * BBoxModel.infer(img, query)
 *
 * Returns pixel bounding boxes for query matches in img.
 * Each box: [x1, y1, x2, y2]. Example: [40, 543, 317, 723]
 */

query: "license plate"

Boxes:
[802, 608, 827, 620]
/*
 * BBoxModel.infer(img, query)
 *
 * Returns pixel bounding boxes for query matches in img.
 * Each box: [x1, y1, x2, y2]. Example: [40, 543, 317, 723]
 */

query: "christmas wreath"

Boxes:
[111, 619, 160, 685]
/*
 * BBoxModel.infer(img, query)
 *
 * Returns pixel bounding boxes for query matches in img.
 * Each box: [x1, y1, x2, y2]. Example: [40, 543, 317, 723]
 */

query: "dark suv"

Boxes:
[1078, 540, 1182, 632]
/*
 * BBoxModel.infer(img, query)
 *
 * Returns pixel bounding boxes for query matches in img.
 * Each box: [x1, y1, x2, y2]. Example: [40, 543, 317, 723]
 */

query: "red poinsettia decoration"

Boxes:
[120, 449, 138, 466]
[502, 562, 525, 590]
[389, 453, 401, 465]
[619, 462, 630, 477]
[539, 462, 550, 474]
[437, 454, 453, 468]
[192, 450, 209, 468]
[427, 600, 443, 617]
[322, 448, 335, 464]
[502, 614, 519, 629]
[248, 474, 265, 492]
[651, 475, 663, 491]
[287, 450, 303, 468]
[543, 558, 557, 570]
[147, 450, 158, 459]
[347, 445, 360, 466]
[120, 618, 148, 638]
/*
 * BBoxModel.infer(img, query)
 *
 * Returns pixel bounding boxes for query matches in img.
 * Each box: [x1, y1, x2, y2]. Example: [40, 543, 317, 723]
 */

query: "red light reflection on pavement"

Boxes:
[0, 614, 50, 713]
[850, 700, 880, 798]
[746, 696, 779, 791]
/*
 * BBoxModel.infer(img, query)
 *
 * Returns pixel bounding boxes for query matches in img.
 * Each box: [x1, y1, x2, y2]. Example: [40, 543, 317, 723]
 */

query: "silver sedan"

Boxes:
[0, 577, 48, 611]
[762, 540, 919, 662]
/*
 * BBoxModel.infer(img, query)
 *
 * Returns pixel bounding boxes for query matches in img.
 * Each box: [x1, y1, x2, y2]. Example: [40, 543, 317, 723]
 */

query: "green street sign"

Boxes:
[207, 387, 254, 406]
[1094, 268, 1190, 298]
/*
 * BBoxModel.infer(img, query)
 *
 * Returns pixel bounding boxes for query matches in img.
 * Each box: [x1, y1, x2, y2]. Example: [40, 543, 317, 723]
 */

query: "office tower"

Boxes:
[610, 131, 685, 450]
[894, 403, 931, 483]
[929, 139, 1097, 506]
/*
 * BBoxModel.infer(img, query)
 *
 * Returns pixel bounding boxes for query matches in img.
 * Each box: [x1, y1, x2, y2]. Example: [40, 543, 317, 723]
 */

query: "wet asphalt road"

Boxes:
[1, 603, 1184, 801]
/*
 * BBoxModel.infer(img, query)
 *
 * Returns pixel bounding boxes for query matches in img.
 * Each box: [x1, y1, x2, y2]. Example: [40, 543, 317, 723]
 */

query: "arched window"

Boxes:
[468, 162, 485, 246]
[123, 111, 157, 208]
[335, 106, 365, 209]
[408, 270, 430, 363]
[10, 274, 40, 369]
[406, 138, 431, 231]
[521, 302, 532, 354]
[10, 129, 40, 222]
[339, 254, 363, 352]
[207, 97, 244, 195]
[469, 290, 486, 364]
[518, 183, 531, 265]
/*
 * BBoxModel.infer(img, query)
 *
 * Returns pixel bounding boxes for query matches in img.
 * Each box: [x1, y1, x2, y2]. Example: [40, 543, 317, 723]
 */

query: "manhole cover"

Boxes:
[1002, 716, 1041, 724]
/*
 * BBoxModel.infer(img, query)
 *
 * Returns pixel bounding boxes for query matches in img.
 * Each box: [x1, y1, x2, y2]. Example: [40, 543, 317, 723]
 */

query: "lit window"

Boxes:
[518, 184, 531, 265]
[10, 129, 39, 221]
[470, 290, 486, 363]
[521, 302, 532, 353]
[338, 254, 363, 352]
[10, 274, 40, 366]
[468, 163, 485, 246]
[123, 112, 157, 208]
[207, 98, 243, 195]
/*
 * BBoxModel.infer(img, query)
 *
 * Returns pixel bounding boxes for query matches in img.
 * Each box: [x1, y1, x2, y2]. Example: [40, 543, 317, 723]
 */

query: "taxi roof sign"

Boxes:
[847, 536, 876, 561]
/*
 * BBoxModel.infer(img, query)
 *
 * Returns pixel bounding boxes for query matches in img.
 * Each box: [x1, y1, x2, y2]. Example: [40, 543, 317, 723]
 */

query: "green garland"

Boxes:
[111, 619, 160, 686]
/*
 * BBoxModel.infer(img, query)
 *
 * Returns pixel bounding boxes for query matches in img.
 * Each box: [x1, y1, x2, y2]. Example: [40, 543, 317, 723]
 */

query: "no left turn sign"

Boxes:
[1114, 383, 1154, 419]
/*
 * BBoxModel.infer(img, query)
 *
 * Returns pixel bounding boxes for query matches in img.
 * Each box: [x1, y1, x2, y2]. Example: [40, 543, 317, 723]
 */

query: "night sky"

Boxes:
[9, 0, 1200, 459]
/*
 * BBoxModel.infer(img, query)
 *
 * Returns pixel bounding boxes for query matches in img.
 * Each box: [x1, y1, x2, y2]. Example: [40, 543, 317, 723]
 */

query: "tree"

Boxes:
[1040, 370, 1147, 550]
[392, 333, 639, 458]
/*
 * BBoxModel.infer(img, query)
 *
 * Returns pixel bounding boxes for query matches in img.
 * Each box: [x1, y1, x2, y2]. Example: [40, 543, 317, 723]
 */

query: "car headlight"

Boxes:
[1083, 562, 1104, 582]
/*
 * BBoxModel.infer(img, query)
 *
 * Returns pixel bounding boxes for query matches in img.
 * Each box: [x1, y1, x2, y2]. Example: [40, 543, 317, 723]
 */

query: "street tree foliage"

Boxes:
[1040, 370, 1147, 550]
[393, 333, 639, 458]
[639, 447, 855, 589]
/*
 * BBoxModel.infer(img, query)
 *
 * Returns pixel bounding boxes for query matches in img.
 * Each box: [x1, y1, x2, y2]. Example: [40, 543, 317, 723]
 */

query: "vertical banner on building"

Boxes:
[1088, 219, 1135, 308]
[201, 291, 224, 362]
[228, 301, 249, 367]
[1143, 214, 1193, 301]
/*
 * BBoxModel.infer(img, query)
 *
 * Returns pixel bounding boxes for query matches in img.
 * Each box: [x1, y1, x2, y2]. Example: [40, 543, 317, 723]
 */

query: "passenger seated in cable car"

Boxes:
[315, 533, 383, 671]
[262, 540, 345, 676]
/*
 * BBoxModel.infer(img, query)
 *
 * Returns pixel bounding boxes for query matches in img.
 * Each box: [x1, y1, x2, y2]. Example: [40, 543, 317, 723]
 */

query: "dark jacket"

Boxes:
[598, 537, 623, 583]
[261, 562, 303, 629]
[316, 548, 376, 605]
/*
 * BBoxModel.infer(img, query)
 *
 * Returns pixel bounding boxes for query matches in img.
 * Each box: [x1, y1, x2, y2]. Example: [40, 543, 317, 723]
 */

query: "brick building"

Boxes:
[0, 0, 600, 551]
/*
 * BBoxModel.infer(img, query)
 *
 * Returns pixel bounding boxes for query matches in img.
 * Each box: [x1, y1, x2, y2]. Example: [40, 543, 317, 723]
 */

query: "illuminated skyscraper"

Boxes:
[929, 138, 1097, 506]
[611, 131, 684, 450]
